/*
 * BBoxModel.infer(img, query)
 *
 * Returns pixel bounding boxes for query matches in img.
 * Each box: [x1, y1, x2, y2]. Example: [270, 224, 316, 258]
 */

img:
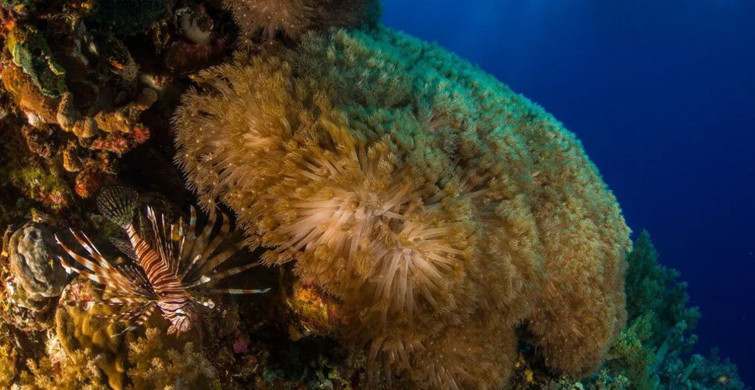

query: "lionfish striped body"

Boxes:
[56, 187, 268, 335]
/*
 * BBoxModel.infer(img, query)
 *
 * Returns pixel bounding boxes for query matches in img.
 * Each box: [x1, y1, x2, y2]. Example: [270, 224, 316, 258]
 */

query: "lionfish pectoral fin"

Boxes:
[96, 186, 138, 228]
[109, 236, 138, 261]
[110, 303, 155, 337]
[111, 326, 138, 338]
[184, 262, 261, 289]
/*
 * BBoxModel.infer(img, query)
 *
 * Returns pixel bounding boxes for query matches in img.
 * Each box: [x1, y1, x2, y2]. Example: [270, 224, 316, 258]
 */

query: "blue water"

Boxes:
[383, 0, 755, 384]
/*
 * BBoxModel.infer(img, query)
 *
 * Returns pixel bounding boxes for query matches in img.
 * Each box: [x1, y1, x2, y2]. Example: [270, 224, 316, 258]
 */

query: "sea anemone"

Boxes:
[174, 26, 631, 388]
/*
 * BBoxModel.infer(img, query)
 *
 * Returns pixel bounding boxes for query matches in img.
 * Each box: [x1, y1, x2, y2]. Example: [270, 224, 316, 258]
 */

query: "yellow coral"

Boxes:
[174, 26, 631, 388]
[52, 278, 224, 389]
[0, 323, 17, 388]
[15, 349, 104, 390]
[9, 326, 220, 390]
[126, 328, 221, 390]
[55, 281, 136, 390]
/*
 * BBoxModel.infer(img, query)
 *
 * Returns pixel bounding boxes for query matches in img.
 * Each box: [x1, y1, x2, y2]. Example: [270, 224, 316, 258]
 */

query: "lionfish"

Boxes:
[55, 187, 268, 335]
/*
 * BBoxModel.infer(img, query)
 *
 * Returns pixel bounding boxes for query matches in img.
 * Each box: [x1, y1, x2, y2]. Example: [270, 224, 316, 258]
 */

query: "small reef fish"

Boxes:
[56, 186, 268, 335]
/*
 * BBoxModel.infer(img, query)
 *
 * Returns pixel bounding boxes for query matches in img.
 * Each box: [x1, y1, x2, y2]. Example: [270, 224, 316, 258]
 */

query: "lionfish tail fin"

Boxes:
[97, 186, 138, 227]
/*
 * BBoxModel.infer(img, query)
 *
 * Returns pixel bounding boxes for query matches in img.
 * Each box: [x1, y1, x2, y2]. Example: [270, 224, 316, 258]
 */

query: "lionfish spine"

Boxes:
[96, 186, 138, 228]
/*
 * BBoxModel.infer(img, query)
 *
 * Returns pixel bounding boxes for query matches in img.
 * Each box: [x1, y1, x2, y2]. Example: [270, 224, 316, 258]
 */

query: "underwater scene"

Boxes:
[0, 0, 752, 389]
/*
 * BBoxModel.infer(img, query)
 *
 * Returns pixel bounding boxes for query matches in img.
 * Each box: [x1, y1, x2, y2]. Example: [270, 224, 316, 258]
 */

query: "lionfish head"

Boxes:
[160, 300, 196, 335]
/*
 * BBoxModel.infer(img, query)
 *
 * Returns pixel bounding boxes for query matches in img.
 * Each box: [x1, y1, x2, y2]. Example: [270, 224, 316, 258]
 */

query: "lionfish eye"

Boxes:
[175, 309, 187, 317]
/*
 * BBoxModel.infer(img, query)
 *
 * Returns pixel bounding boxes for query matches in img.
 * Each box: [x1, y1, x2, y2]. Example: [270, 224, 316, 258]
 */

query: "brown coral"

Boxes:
[7, 222, 68, 307]
[223, 0, 380, 42]
[174, 27, 631, 388]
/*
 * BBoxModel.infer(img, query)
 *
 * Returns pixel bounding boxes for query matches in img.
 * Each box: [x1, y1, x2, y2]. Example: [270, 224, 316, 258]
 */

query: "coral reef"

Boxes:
[0, 0, 238, 208]
[18, 273, 359, 390]
[174, 26, 631, 388]
[223, 0, 380, 43]
[0, 20, 157, 190]
[0, 1, 749, 389]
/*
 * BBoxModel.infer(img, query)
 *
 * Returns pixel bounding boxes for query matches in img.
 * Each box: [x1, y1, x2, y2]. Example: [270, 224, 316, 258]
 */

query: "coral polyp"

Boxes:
[223, 0, 380, 42]
[258, 137, 473, 322]
[56, 187, 269, 335]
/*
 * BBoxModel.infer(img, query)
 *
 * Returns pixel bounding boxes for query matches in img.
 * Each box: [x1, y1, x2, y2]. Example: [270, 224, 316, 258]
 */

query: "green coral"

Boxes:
[625, 231, 701, 348]
[621, 231, 701, 387]
[0, 111, 71, 213]
[572, 231, 746, 390]
[7, 160, 74, 212]
[604, 312, 656, 389]
[678, 349, 746, 390]
[5, 25, 67, 97]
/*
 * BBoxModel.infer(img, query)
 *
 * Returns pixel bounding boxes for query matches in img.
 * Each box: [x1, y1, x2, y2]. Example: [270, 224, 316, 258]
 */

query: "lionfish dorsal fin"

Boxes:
[97, 186, 139, 227]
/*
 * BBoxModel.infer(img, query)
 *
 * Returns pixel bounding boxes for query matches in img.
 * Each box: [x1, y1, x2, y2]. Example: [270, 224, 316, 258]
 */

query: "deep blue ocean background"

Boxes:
[382, 0, 755, 385]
